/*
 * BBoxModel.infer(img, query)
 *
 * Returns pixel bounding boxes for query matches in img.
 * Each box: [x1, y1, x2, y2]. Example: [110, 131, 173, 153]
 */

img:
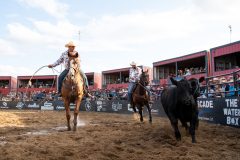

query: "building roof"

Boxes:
[210, 40, 240, 50]
[17, 75, 57, 80]
[102, 67, 130, 74]
[102, 66, 151, 74]
[0, 76, 16, 80]
[153, 50, 207, 67]
[210, 40, 240, 57]
[85, 72, 95, 76]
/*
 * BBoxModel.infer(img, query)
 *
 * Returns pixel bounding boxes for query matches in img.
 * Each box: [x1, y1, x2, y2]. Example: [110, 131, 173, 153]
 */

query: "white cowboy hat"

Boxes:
[65, 41, 76, 47]
[130, 61, 137, 66]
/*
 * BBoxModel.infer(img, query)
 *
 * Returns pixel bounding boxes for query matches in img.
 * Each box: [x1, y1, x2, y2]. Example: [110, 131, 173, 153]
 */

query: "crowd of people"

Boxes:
[1, 73, 239, 101]
[199, 75, 240, 98]
[177, 67, 206, 77]
[0, 86, 163, 102]
[18, 83, 56, 89]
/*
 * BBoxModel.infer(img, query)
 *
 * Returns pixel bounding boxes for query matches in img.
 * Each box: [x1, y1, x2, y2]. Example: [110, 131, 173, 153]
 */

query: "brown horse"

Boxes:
[62, 57, 84, 131]
[132, 70, 152, 123]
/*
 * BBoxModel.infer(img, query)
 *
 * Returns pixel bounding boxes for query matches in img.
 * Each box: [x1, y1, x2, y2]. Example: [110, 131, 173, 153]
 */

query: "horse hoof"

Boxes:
[73, 126, 77, 131]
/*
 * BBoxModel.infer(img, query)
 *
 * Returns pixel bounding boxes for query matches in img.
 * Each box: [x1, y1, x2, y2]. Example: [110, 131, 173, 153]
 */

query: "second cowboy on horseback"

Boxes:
[48, 41, 91, 97]
[128, 61, 142, 105]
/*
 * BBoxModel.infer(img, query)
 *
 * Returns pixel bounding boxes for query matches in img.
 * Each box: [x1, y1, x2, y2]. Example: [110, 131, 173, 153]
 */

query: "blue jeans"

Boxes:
[128, 82, 136, 102]
[58, 69, 89, 93]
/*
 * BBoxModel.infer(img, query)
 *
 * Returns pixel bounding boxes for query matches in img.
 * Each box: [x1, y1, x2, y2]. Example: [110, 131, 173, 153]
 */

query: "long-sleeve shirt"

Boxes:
[129, 67, 142, 83]
[52, 50, 80, 69]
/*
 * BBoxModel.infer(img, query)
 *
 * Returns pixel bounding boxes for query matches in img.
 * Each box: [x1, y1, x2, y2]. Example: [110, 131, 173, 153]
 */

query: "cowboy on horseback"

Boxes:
[128, 61, 142, 105]
[48, 41, 90, 97]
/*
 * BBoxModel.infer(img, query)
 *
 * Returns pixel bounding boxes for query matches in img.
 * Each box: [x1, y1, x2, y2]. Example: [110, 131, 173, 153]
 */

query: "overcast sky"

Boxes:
[0, 0, 240, 76]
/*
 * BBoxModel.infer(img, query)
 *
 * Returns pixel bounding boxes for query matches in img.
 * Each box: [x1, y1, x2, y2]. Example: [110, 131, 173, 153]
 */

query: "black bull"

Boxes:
[161, 77, 203, 143]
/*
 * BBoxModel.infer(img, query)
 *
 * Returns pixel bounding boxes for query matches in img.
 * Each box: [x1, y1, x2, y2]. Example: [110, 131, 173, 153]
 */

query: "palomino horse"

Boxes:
[132, 70, 152, 123]
[62, 57, 84, 131]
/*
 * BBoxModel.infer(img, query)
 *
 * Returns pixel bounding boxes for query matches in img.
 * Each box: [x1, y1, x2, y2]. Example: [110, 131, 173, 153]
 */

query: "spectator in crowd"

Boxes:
[178, 70, 183, 77]
[228, 83, 236, 97]
[207, 86, 215, 98]
[184, 69, 191, 76]
[215, 85, 223, 98]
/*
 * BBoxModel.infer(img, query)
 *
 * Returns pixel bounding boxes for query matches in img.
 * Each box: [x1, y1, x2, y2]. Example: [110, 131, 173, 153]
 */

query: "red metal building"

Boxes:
[17, 75, 57, 93]
[102, 66, 152, 90]
[153, 51, 207, 86]
[86, 72, 102, 90]
[210, 40, 240, 76]
[0, 76, 17, 96]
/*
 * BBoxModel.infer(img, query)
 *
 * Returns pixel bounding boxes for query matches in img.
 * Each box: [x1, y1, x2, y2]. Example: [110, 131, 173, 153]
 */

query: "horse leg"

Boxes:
[73, 98, 81, 131]
[138, 106, 143, 122]
[64, 100, 71, 131]
[132, 103, 139, 120]
[132, 103, 137, 113]
[146, 103, 152, 123]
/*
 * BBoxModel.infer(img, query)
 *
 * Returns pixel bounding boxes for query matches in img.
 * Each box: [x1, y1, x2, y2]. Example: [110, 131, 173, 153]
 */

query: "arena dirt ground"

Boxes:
[0, 110, 239, 160]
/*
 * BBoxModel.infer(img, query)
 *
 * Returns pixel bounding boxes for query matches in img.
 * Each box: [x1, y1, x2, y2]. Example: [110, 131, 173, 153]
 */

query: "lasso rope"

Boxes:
[22, 65, 59, 104]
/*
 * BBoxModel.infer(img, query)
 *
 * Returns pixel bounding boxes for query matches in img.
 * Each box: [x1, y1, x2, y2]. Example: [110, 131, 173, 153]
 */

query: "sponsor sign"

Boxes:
[84, 100, 92, 111]
[198, 99, 215, 122]
[0, 102, 9, 109]
[223, 98, 240, 127]
[16, 102, 24, 110]
[70, 103, 75, 110]
[0, 97, 239, 128]
[96, 100, 107, 112]
[55, 105, 65, 110]
[112, 101, 123, 112]
[27, 102, 40, 109]
[41, 101, 54, 110]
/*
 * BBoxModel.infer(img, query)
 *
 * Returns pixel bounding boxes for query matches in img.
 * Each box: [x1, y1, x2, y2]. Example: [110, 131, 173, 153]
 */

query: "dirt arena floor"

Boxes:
[0, 110, 239, 160]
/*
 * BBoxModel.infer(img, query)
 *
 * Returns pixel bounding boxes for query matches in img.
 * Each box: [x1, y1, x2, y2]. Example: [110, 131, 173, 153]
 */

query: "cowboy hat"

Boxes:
[65, 41, 76, 47]
[220, 77, 227, 83]
[130, 61, 137, 66]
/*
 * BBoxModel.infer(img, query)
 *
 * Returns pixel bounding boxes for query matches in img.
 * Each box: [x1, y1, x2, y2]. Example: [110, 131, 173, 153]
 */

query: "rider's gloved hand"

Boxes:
[48, 64, 53, 68]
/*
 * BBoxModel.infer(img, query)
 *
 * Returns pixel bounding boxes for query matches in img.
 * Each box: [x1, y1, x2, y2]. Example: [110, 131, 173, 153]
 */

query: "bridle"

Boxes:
[137, 73, 149, 90]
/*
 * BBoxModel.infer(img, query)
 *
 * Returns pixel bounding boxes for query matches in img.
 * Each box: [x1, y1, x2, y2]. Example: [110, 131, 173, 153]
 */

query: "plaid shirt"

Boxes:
[129, 67, 142, 83]
[52, 50, 79, 69]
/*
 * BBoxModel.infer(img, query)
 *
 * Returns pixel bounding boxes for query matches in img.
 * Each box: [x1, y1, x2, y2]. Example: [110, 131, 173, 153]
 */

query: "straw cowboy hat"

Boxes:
[220, 77, 227, 83]
[130, 61, 137, 66]
[65, 41, 76, 47]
